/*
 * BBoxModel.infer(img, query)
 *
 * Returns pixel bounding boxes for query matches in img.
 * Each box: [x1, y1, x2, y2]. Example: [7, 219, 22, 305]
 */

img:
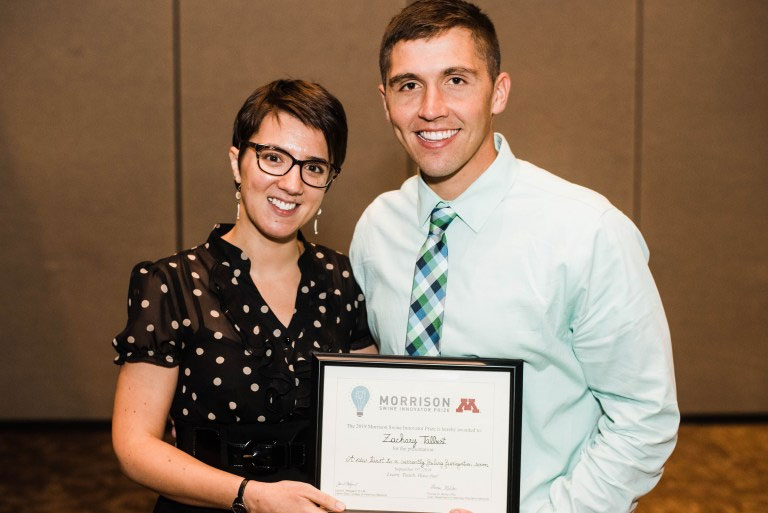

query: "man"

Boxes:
[350, 0, 679, 511]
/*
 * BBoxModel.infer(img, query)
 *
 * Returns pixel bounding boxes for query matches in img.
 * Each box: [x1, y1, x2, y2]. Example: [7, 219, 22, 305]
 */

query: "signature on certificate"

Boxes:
[381, 432, 448, 448]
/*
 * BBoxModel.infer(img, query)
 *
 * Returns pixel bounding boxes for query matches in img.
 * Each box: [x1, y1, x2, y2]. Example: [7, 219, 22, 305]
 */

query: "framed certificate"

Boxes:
[312, 353, 523, 513]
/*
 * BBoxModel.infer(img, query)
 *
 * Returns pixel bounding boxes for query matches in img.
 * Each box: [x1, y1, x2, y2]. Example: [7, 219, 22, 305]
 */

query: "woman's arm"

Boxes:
[112, 362, 345, 513]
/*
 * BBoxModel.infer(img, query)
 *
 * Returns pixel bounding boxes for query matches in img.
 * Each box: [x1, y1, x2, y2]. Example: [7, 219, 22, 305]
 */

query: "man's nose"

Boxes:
[418, 85, 449, 121]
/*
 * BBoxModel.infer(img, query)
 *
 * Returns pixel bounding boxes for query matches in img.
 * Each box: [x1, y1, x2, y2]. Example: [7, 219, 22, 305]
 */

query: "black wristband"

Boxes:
[231, 478, 249, 513]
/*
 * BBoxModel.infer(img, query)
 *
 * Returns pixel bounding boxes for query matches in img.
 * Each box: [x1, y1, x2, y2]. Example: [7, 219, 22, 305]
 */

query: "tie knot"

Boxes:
[429, 202, 456, 235]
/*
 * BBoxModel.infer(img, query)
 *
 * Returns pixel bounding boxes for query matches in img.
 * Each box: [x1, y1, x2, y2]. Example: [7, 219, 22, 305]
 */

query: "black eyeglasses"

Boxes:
[241, 142, 340, 189]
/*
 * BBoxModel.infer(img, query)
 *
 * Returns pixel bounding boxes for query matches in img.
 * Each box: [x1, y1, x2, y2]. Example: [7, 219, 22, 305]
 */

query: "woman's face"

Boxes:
[229, 112, 328, 243]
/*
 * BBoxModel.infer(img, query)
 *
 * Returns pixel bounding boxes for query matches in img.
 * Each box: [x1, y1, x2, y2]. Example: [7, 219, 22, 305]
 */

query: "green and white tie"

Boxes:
[405, 202, 457, 356]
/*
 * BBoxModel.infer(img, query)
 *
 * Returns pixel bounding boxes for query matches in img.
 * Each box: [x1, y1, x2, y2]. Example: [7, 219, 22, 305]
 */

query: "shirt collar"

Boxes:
[206, 223, 327, 285]
[416, 133, 518, 232]
[206, 223, 248, 270]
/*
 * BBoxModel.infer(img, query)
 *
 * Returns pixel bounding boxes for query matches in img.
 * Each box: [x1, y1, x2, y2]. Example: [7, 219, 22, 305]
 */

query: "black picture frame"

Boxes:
[311, 353, 523, 513]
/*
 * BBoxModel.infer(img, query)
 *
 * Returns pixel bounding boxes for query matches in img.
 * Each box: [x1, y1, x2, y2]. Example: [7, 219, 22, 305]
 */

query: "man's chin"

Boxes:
[418, 164, 462, 184]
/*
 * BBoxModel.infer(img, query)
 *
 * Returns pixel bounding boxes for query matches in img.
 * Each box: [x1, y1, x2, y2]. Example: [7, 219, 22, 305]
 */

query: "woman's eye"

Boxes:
[305, 163, 327, 175]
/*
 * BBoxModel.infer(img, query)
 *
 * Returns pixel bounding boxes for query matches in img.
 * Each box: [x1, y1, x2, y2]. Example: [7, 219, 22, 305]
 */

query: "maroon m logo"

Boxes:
[455, 398, 479, 413]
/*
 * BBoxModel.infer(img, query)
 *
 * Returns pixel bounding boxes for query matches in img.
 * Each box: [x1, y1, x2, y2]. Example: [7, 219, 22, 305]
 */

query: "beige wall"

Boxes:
[641, 0, 768, 413]
[0, 0, 177, 419]
[0, 0, 765, 419]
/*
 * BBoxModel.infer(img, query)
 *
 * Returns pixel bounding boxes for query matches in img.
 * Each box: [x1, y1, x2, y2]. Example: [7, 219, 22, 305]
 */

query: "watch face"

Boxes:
[231, 501, 248, 513]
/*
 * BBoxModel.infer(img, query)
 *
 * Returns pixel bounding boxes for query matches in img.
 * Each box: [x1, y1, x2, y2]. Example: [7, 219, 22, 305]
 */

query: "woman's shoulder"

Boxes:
[128, 244, 210, 278]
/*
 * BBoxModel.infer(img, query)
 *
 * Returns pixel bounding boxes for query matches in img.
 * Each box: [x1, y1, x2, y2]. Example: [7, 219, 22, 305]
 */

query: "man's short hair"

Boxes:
[232, 79, 348, 169]
[379, 0, 500, 84]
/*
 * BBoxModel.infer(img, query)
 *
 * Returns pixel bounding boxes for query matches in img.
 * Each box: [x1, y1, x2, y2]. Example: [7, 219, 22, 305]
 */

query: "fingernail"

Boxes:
[335, 501, 346, 511]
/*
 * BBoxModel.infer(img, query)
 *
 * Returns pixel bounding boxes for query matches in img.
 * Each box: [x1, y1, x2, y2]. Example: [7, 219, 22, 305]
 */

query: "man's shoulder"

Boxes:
[350, 176, 420, 266]
[507, 158, 644, 252]
[358, 175, 419, 226]
[513, 158, 615, 218]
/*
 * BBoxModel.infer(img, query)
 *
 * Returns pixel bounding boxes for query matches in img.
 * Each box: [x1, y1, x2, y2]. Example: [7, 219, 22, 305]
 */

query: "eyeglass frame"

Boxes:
[240, 141, 341, 189]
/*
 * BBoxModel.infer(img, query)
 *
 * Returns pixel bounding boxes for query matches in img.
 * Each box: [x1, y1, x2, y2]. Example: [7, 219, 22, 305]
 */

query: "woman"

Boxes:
[112, 79, 376, 513]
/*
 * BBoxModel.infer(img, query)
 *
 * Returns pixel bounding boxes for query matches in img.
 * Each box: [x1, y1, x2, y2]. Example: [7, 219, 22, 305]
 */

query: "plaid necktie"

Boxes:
[405, 202, 457, 356]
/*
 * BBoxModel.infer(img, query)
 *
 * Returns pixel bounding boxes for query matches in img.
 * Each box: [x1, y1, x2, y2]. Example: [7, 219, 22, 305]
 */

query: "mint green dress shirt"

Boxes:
[350, 134, 679, 512]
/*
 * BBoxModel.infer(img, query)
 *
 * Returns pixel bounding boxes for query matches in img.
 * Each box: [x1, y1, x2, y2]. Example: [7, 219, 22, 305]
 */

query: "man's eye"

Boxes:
[400, 82, 418, 91]
[448, 77, 464, 85]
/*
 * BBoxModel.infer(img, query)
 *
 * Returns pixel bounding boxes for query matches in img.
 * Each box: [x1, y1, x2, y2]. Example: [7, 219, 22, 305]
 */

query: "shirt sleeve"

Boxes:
[543, 209, 680, 512]
[112, 261, 183, 367]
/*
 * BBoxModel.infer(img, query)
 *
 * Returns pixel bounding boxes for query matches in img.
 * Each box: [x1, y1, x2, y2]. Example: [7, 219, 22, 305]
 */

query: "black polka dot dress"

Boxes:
[112, 224, 373, 478]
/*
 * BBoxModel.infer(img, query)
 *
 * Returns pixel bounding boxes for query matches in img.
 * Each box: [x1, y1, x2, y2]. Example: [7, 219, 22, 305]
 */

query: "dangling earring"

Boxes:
[235, 183, 242, 221]
[313, 208, 322, 235]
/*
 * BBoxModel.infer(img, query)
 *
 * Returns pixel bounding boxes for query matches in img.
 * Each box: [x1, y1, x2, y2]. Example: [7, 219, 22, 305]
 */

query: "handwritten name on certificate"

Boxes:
[318, 364, 513, 513]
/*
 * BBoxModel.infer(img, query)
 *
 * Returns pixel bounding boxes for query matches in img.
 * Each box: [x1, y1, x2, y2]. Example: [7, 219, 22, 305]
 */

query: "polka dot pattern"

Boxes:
[111, 224, 372, 428]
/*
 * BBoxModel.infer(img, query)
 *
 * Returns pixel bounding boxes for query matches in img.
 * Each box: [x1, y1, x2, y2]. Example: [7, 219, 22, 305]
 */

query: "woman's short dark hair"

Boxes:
[379, 0, 500, 84]
[232, 79, 348, 169]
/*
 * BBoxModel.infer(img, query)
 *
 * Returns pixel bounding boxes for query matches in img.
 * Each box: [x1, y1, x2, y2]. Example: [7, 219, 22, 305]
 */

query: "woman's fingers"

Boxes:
[301, 483, 345, 512]
[247, 480, 345, 513]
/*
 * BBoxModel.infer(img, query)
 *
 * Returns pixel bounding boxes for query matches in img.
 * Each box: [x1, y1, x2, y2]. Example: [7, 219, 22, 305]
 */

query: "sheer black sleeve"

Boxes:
[112, 261, 184, 367]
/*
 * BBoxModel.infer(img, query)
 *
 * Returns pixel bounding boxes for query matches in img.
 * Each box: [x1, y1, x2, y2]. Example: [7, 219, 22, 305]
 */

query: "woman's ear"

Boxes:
[229, 146, 242, 185]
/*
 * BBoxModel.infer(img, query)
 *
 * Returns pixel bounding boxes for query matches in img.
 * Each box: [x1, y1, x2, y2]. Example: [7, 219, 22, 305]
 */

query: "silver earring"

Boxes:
[235, 184, 242, 221]
[313, 208, 322, 235]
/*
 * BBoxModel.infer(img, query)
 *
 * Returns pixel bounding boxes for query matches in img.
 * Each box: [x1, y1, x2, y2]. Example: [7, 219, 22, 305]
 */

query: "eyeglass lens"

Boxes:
[257, 147, 332, 188]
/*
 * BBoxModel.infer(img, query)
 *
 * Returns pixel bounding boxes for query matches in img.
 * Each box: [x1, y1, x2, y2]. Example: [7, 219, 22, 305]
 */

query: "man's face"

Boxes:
[380, 27, 509, 198]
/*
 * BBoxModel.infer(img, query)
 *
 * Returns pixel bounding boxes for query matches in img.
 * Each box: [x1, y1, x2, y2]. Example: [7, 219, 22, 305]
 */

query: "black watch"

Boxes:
[231, 478, 249, 513]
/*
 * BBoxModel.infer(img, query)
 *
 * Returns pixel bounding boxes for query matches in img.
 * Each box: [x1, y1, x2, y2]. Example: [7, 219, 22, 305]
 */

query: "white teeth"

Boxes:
[268, 197, 297, 211]
[418, 129, 459, 141]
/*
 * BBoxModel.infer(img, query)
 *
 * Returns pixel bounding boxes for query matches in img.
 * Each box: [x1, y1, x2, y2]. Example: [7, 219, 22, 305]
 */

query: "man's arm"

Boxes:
[543, 209, 679, 512]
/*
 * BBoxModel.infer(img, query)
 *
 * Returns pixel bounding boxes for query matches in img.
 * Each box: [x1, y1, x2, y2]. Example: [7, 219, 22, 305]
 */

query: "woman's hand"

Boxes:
[449, 509, 473, 513]
[246, 480, 345, 513]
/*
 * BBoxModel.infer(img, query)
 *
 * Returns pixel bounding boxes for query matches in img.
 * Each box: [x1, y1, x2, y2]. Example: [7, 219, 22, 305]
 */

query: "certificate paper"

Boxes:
[313, 355, 522, 513]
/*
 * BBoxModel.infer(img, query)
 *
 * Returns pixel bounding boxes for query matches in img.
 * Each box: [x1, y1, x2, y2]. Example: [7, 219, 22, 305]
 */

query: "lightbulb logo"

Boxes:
[350, 385, 370, 417]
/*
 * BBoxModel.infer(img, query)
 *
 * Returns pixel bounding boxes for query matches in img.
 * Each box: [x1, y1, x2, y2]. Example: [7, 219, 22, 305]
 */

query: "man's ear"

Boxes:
[491, 72, 511, 115]
[378, 83, 391, 122]
[228, 146, 242, 185]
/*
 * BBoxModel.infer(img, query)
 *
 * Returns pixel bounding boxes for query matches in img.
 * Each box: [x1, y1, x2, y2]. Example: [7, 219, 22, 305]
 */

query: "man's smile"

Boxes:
[417, 129, 460, 142]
